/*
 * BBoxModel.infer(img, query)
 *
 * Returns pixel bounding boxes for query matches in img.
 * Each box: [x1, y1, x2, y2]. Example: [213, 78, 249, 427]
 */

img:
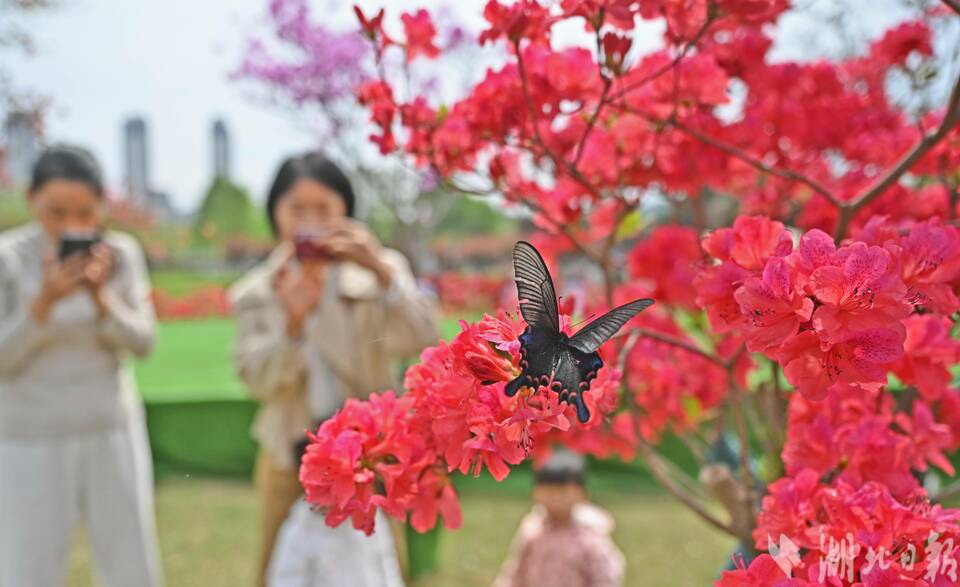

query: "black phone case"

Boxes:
[59, 235, 101, 260]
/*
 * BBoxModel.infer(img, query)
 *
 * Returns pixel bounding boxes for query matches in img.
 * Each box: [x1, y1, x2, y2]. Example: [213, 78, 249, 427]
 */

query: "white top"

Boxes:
[302, 264, 346, 420]
[0, 223, 156, 438]
[268, 502, 405, 587]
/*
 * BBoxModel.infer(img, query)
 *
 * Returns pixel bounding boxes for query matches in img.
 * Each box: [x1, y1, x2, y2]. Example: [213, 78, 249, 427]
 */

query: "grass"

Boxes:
[133, 315, 475, 403]
[66, 477, 735, 587]
[135, 319, 244, 403]
[149, 268, 241, 297]
[0, 194, 30, 230]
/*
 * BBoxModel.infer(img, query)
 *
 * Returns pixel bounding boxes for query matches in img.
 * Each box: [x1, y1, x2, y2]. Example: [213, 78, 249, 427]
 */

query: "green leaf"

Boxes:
[886, 373, 906, 392]
[682, 395, 702, 421]
[615, 208, 644, 241]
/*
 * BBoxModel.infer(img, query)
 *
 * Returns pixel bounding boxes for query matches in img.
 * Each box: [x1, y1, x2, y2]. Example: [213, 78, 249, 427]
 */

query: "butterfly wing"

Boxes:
[550, 343, 603, 423]
[504, 325, 560, 397]
[512, 241, 559, 331]
[568, 298, 655, 354]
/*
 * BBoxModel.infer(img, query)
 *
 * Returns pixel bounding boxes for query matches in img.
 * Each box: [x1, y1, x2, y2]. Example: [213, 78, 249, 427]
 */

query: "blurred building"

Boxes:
[123, 117, 150, 203]
[122, 116, 177, 220]
[212, 118, 231, 180]
[4, 111, 41, 187]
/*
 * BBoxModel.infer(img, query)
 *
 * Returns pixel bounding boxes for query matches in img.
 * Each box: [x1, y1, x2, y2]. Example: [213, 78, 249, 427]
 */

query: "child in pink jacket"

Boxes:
[494, 450, 625, 587]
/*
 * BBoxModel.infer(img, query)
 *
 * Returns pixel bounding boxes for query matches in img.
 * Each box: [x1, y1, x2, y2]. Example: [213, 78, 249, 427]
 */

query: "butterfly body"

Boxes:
[505, 326, 603, 423]
[506, 241, 654, 423]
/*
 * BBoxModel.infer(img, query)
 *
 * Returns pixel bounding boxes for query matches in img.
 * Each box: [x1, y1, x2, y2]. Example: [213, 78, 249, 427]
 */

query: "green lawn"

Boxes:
[134, 316, 475, 403]
[66, 477, 735, 587]
[135, 319, 244, 402]
[150, 268, 242, 297]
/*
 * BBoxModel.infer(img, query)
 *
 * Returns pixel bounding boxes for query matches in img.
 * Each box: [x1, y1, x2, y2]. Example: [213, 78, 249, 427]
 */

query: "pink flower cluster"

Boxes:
[696, 215, 960, 402]
[705, 215, 960, 585]
[300, 311, 628, 535]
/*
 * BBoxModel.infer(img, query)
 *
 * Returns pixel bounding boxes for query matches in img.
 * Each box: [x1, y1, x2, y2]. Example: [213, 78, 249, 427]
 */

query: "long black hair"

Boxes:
[266, 152, 356, 234]
[30, 145, 104, 197]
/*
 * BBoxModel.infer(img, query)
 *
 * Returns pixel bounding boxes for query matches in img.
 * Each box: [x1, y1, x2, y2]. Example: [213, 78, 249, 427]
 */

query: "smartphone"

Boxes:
[293, 228, 333, 261]
[59, 232, 101, 261]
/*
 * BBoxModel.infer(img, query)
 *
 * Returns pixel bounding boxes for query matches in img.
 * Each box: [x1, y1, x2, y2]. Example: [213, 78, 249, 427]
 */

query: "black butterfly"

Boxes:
[504, 241, 655, 423]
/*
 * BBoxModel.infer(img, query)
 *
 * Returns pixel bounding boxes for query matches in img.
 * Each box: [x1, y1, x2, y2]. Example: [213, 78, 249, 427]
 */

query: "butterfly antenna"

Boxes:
[570, 313, 597, 329]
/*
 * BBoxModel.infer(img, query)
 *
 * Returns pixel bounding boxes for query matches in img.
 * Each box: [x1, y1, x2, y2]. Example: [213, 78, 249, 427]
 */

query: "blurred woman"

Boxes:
[229, 152, 439, 586]
[0, 145, 163, 586]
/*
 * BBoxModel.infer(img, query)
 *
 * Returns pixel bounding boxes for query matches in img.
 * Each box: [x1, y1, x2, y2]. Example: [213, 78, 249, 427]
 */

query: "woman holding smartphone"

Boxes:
[0, 145, 163, 586]
[230, 152, 439, 586]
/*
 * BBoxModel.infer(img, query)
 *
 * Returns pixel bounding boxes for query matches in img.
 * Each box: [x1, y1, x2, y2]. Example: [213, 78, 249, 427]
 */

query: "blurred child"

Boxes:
[267, 497, 405, 587]
[493, 450, 625, 587]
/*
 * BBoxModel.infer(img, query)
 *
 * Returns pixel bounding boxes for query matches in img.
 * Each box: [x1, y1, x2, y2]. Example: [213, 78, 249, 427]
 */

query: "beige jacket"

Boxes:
[0, 223, 155, 439]
[229, 245, 439, 470]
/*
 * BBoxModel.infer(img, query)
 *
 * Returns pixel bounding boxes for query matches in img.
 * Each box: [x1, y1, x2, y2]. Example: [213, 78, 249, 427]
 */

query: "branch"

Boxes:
[617, 329, 737, 537]
[934, 479, 960, 503]
[727, 374, 757, 529]
[607, 13, 716, 103]
[630, 327, 727, 368]
[637, 439, 739, 538]
[515, 43, 608, 203]
[573, 77, 612, 167]
[572, 14, 613, 167]
[607, 100, 842, 208]
[673, 121, 843, 208]
[521, 198, 605, 265]
[943, 0, 960, 16]
[834, 70, 960, 240]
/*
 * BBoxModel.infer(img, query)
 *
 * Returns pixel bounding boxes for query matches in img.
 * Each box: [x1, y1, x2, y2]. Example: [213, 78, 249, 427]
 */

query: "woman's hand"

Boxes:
[84, 243, 116, 318]
[318, 219, 393, 288]
[274, 257, 326, 340]
[32, 253, 87, 323]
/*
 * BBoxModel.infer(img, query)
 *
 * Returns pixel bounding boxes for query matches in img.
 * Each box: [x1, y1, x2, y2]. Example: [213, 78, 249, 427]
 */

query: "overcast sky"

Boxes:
[4, 0, 922, 213]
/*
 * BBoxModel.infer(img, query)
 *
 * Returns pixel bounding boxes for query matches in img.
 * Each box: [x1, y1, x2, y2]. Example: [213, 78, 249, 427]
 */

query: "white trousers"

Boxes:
[268, 503, 405, 587]
[0, 419, 163, 587]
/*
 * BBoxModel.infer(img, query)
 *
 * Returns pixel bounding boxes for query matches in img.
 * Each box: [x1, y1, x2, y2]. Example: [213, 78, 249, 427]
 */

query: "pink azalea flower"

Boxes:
[734, 257, 814, 352]
[890, 315, 960, 401]
[777, 329, 904, 400]
[809, 242, 910, 343]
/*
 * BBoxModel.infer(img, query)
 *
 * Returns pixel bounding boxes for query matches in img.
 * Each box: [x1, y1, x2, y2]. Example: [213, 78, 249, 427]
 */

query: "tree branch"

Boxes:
[637, 439, 739, 538]
[573, 77, 612, 167]
[607, 13, 716, 103]
[572, 10, 613, 167]
[674, 121, 843, 208]
[727, 374, 756, 530]
[630, 327, 727, 367]
[834, 70, 960, 240]
[617, 329, 736, 536]
[934, 479, 960, 503]
[605, 100, 844, 209]
[515, 43, 609, 204]
[943, 0, 960, 16]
